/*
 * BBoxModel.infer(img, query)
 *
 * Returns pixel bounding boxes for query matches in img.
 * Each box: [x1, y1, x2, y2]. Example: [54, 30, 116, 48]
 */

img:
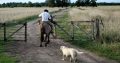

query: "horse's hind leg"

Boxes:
[45, 34, 50, 47]
[40, 32, 44, 47]
[44, 34, 47, 42]
[47, 34, 50, 44]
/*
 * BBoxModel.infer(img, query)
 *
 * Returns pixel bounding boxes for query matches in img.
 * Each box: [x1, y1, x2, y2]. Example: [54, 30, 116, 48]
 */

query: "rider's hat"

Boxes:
[44, 9, 49, 12]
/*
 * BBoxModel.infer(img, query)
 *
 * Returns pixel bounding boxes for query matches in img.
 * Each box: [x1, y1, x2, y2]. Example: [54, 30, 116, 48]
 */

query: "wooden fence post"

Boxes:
[92, 21, 95, 40]
[95, 19, 100, 41]
[4, 23, 7, 42]
[54, 24, 57, 38]
[24, 22, 27, 42]
[71, 21, 74, 40]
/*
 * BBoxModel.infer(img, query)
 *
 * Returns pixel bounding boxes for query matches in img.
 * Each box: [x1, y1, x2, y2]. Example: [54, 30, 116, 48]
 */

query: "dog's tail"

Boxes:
[77, 52, 84, 54]
[76, 50, 84, 54]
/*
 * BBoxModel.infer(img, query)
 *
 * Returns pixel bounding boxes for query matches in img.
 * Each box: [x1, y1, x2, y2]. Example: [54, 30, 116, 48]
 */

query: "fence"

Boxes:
[71, 21, 95, 40]
[0, 22, 27, 42]
[0, 8, 68, 43]
[55, 17, 103, 41]
[71, 20, 101, 40]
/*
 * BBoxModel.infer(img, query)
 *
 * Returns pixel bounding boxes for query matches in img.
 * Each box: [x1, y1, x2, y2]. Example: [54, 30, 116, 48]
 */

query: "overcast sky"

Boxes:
[0, 0, 120, 4]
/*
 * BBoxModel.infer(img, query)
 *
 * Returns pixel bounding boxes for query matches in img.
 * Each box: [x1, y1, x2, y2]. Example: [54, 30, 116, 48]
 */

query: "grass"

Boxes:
[68, 6, 120, 62]
[0, 53, 17, 63]
[0, 15, 35, 63]
[56, 10, 120, 63]
[0, 42, 17, 63]
[6, 15, 38, 27]
[0, 7, 64, 63]
[71, 39, 120, 62]
[0, 6, 120, 63]
[56, 11, 72, 41]
[70, 6, 120, 43]
[0, 9, 39, 63]
[0, 15, 38, 41]
[0, 8, 38, 63]
[0, 7, 61, 23]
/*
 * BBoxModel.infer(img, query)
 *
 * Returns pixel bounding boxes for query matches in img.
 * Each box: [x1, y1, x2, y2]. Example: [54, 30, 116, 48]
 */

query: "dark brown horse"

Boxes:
[39, 15, 57, 47]
[40, 21, 52, 47]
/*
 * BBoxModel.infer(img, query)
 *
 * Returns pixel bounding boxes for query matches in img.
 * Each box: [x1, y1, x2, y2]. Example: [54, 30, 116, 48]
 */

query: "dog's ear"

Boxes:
[60, 46, 64, 49]
[60, 46, 62, 49]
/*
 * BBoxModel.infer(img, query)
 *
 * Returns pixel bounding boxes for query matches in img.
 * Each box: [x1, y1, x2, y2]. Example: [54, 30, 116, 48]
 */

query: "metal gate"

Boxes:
[55, 17, 103, 41]
[0, 22, 27, 43]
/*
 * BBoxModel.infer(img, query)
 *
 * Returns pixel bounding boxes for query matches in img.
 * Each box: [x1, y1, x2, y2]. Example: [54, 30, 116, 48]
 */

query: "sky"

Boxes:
[0, 0, 120, 4]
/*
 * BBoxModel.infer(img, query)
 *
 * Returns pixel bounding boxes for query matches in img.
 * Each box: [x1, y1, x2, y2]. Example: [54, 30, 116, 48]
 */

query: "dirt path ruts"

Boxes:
[6, 9, 118, 63]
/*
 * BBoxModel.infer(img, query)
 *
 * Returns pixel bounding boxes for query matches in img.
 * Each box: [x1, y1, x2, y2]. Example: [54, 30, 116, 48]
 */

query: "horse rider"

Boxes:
[38, 9, 56, 34]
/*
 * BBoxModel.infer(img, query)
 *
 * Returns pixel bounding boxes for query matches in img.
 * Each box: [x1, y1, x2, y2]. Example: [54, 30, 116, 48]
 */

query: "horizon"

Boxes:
[0, 0, 120, 4]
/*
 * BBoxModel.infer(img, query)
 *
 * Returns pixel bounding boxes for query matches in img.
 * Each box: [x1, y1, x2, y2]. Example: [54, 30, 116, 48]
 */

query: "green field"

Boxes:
[0, 6, 120, 63]
[57, 6, 120, 62]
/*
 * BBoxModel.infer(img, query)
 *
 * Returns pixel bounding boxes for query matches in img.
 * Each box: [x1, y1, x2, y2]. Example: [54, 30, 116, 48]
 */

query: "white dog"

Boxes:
[60, 46, 84, 63]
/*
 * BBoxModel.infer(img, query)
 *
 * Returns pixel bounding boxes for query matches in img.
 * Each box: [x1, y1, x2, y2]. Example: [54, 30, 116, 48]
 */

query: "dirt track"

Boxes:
[6, 9, 118, 63]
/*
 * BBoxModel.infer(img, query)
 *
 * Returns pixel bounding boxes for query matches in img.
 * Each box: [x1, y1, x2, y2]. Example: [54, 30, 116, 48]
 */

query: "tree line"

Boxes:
[45, 0, 97, 7]
[0, 1, 46, 7]
[45, 0, 70, 7]
[0, 0, 120, 8]
[97, 2, 120, 6]
[0, 0, 97, 7]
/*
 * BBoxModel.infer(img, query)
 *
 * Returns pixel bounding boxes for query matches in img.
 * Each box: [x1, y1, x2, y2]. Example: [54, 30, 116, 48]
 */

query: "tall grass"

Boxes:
[0, 7, 63, 63]
[57, 7, 120, 62]
[0, 7, 62, 23]
[56, 11, 71, 41]
[69, 6, 120, 43]
[98, 6, 120, 43]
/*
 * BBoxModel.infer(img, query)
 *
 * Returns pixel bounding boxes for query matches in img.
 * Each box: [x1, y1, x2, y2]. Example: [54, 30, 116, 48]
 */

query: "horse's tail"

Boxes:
[43, 22, 52, 34]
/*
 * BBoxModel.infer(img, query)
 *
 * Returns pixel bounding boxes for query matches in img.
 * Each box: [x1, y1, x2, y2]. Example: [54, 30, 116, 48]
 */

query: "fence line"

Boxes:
[55, 20, 96, 40]
[70, 19, 102, 41]
[71, 21, 95, 40]
[0, 8, 68, 43]
[0, 22, 27, 42]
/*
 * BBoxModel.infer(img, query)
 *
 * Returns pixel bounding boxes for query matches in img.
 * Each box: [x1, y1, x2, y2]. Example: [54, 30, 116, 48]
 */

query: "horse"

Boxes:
[39, 15, 57, 47]
[40, 21, 52, 47]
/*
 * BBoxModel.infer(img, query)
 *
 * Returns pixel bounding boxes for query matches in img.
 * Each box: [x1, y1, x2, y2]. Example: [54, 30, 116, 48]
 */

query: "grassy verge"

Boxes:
[56, 11, 120, 62]
[0, 15, 38, 40]
[6, 15, 38, 27]
[4, 9, 62, 27]
[0, 10, 63, 63]
[0, 41, 17, 63]
[56, 12, 72, 41]
[0, 14, 38, 63]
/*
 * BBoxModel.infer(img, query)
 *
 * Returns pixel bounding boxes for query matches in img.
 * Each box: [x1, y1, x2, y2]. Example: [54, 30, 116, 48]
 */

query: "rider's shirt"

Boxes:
[39, 12, 51, 21]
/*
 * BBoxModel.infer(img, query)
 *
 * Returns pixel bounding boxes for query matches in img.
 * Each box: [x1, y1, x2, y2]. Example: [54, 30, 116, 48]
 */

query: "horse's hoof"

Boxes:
[47, 42, 50, 44]
[45, 44, 47, 47]
[45, 45, 47, 47]
[43, 40, 46, 42]
[40, 45, 43, 47]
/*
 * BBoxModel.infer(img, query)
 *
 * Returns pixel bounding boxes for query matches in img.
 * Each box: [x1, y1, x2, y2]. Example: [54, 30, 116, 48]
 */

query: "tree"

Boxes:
[46, 0, 55, 7]
[90, 0, 97, 7]
[45, 0, 70, 7]
[33, 2, 41, 7]
[70, 2, 75, 7]
[61, 0, 70, 7]
[75, 0, 97, 6]
[28, 1, 33, 7]
[75, 0, 80, 6]
[2, 3, 7, 7]
[85, 0, 90, 6]
[75, 0, 85, 6]
[0, 4, 1, 7]
[55, 0, 62, 7]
